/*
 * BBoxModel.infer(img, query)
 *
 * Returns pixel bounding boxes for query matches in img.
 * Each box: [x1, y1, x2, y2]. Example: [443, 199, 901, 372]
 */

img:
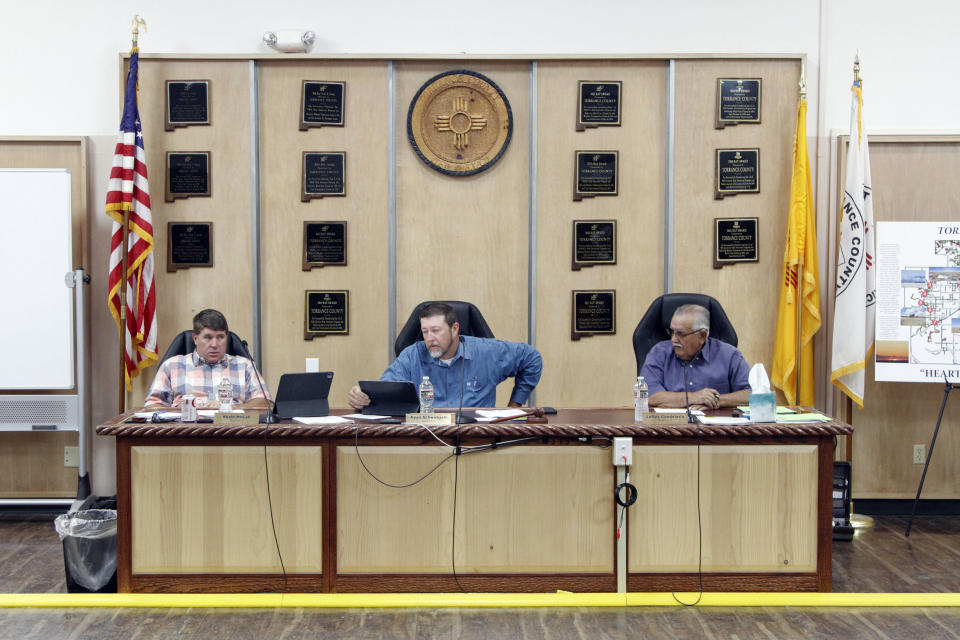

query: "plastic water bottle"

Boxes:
[419, 376, 434, 413]
[217, 376, 233, 411]
[634, 376, 648, 421]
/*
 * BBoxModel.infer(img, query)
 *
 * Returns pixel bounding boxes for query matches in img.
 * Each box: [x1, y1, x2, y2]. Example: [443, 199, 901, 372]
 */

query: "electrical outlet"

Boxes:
[613, 437, 632, 466]
[913, 444, 926, 464]
[64, 446, 80, 468]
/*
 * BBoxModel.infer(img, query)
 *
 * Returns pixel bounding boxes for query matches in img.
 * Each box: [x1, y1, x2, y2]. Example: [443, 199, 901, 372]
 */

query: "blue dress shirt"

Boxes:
[640, 337, 750, 396]
[381, 336, 542, 407]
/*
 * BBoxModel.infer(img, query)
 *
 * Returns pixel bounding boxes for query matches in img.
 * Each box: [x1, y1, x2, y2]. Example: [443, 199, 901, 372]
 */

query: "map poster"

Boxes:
[875, 221, 960, 382]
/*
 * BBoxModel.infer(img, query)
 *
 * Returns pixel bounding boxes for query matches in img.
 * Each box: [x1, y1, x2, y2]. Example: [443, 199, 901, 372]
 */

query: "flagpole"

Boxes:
[794, 68, 807, 406]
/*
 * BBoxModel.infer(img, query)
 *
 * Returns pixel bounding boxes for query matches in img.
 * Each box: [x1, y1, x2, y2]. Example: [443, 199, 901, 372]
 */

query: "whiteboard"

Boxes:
[0, 169, 74, 389]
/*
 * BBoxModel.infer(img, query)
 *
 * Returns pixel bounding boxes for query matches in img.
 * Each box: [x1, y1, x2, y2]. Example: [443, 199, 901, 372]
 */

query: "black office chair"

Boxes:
[394, 300, 495, 356]
[632, 293, 738, 375]
[159, 330, 254, 364]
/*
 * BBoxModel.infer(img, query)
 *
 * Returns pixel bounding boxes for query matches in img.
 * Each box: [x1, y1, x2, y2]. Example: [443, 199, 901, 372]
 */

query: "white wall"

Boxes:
[3, 0, 959, 494]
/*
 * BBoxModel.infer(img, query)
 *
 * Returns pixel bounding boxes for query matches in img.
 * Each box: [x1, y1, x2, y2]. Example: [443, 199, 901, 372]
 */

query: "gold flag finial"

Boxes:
[132, 15, 146, 49]
[799, 63, 806, 99]
[853, 52, 861, 84]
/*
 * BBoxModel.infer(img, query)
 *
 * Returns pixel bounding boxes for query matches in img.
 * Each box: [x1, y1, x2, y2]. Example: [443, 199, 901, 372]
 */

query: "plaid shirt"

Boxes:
[144, 351, 270, 407]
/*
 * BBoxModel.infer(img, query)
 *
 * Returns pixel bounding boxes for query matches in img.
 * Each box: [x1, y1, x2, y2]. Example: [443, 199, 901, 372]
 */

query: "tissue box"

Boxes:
[749, 392, 776, 422]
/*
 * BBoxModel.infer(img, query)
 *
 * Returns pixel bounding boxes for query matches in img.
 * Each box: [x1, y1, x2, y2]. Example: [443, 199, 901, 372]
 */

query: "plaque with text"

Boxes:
[303, 221, 347, 270]
[715, 148, 759, 199]
[715, 78, 761, 129]
[571, 290, 616, 340]
[165, 80, 210, 130]
[577, 81, 622, 130]
[574, 151, 618, 201]
[167, 222, 213, 272]
[714, 217, 758, 268]
[302, 152, 346, 201]
[165, 152, 211, 202]
[300, 81, 345, 130]
[572, 220, 617, 270]
[305, 290, 349, 339]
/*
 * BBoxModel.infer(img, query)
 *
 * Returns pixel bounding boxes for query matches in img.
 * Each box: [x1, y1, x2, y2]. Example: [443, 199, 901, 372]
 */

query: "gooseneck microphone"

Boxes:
[250, 361, 274, 424]
[681, 359, 696, 424]
[455, 335, 475, 425]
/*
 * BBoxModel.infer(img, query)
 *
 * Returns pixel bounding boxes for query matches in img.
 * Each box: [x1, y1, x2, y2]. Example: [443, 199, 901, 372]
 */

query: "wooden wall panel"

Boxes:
[259, 61, 389, 401]
[837, 138, 960, 498]
[395, 62, 530, 406]
[125, 60, 253, 406]
[673, 59, 801, 377]
[535, 61, 666, 407]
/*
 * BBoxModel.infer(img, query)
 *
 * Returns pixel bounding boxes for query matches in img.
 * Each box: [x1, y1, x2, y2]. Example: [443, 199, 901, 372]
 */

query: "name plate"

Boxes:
[301, 81, 345, 130]
[213, 412, 258, 425]
[303, 221, 347, 270]
[577, 81, 622, 130]
[405, 412, 455, 425]
[304, 290, 349, 339]
[714, 217, 758, 268]
[640, 412, 683, 424]
[167, 221, 213, 272]
[574, 151, 618, 200]
[571, 289, 616, 340]
[165, 80, 210, 130]
[166, 151, 211, 202]
[715, 148, 759, 199]
[302, 152, 346, 200]
[572, 220, 617, 270]
[715, 78, 761, 129]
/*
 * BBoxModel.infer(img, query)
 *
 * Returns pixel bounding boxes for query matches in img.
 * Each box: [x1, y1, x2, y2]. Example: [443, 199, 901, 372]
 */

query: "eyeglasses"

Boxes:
[667, 328, 699, 338]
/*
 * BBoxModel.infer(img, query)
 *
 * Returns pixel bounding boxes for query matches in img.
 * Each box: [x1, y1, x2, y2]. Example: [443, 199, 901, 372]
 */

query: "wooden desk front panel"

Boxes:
[337, 446, 614, 574]
[628, 444, 818, 573]
[131, 445, 324, 574]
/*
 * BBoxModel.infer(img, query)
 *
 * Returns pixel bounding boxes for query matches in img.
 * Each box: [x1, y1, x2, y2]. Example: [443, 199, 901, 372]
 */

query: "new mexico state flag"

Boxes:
[772, 97, 821, 406]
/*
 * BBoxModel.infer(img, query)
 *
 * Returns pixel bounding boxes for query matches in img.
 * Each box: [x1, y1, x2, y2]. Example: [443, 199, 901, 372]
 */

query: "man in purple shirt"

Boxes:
[640, 304, 751, 410]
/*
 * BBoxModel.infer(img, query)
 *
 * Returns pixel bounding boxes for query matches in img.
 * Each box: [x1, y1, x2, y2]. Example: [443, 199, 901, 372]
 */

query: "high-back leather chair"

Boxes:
[394, 300, 495, 357]
[159, 330, 254, 365]
[632, 293, 738, 375]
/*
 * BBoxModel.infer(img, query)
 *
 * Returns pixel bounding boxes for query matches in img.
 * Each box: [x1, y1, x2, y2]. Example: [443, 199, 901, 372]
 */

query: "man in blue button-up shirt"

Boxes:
[348, 303, 542, 409]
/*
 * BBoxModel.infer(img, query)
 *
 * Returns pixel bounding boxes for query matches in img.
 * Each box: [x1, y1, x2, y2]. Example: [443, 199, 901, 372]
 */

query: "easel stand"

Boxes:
[905, 377, 958, 537]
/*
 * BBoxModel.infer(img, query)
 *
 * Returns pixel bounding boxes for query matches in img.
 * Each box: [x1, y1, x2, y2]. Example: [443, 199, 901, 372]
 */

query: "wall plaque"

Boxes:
[577, 81, 622, 130]
[407, 69, 513, 176]
[167, 221, 213, 272]
[165, 152, 211, 202]
[715, 78, 761, 129]
[300, 81, 345, 130]
[715, 148, 759, 199]
[572, 220, 617, 270]
[572, 290, 616, 340]
[574, 151, 618, 201]
[305, 290, 349, 339]
[714, 217, 759, 268]
[302, 152, 346, 201]
[165, 80, 210, 130]
[303, 221, 347, 270]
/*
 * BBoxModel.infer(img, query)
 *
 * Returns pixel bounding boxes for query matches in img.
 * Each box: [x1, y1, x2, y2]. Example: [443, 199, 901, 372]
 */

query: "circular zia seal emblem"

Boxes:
[407, 70, 513, 176]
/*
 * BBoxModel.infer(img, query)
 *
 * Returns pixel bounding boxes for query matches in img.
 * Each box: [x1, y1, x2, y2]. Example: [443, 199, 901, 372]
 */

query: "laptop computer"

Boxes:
[358, 380, 420, 416]
[273, 371, 334, 419]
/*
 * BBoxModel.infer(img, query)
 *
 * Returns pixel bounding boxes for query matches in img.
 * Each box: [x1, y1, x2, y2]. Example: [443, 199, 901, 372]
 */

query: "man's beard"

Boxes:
[428, 344, 445, 358]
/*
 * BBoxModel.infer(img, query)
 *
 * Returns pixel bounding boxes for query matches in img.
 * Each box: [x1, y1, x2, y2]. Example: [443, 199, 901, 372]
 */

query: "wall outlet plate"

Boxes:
[64, 446, 79, 468]
[913, 444, 926, 464]
[613, 437, 632, 466]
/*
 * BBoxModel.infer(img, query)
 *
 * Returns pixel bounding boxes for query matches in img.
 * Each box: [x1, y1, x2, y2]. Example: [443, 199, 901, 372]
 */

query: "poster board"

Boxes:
[0, 169, 74, 389]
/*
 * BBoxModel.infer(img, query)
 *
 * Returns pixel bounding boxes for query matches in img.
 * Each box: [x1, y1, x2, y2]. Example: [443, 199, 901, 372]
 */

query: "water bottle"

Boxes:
[419, 376, 434, 413]
[218, 376, 233, 411]
[634, 376, 648, 421]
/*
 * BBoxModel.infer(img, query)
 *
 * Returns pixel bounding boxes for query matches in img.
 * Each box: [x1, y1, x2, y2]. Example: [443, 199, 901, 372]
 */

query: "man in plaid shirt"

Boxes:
[145, 309, 270, 409]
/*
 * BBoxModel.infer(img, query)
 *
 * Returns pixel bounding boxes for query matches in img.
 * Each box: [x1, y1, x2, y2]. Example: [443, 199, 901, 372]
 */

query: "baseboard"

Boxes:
[851, 499, 960, 516]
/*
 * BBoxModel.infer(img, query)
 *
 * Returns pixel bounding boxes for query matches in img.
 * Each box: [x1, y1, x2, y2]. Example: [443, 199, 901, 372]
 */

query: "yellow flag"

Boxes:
[772, 98, 821, 406]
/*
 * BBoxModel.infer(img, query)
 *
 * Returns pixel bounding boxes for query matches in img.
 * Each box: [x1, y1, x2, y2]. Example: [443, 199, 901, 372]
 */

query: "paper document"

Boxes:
[653, 407, 705, 416]
[343, 413, 390, 420]
[776, 413, 830, 423]
[134, 411, 181, 420]
[293, 416, 354, 425]
[698, 416, 750, 425]
[737, 406, 796, 414]
[475, 409, 528, 422]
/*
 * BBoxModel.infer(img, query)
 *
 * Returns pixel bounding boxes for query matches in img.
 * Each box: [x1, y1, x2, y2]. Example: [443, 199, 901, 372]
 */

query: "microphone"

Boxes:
[680, 360, 696, 424]
[249, 360, 275, 424]
[456, 335, 475, 425]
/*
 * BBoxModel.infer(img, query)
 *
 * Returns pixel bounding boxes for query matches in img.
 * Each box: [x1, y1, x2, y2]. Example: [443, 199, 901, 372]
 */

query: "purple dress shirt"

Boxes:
[640, 337, 750, 395]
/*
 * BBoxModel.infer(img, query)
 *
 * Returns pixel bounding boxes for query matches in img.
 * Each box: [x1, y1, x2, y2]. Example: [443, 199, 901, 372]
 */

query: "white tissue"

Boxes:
[748, 363, 771, 393]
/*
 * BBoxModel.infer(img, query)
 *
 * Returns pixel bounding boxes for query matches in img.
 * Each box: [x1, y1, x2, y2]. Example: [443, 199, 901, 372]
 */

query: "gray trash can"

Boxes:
[54, 509, 118, 593]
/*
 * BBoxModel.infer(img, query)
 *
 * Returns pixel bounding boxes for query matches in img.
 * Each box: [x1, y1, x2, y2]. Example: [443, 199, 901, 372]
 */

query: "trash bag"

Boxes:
[54, 509, 118, 592]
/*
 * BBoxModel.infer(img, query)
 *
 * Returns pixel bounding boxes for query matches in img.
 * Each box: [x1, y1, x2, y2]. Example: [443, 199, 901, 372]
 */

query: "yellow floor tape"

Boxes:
[1, 592, 959, 608]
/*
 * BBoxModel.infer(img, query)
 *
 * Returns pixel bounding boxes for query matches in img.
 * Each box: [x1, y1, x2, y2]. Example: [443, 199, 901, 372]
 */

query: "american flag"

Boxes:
[106, 49, 158, 391]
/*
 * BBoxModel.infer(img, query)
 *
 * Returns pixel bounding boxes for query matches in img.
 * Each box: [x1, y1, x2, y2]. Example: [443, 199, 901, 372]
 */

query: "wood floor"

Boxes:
[2, 515, 960, 639]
